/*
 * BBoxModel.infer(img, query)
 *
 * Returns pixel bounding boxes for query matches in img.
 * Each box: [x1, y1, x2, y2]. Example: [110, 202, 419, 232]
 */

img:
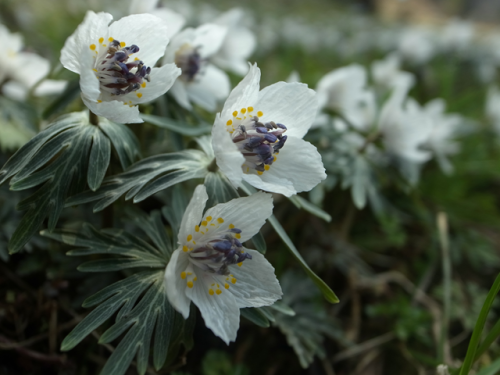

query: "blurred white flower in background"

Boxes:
[210, 8, 256, 76]
[0, 24, 67, 101]
[378, 88, 433, 164]
[316, 64, 376, 131]
[212, 64, 326, 197]
[61, 11, 180, 123]
[371, 53, 415, 92]
[129, 0, 185, 39]
[397, 26, 436, 65]
[439, 18, 475, 53]
[422, 99, 462, 174]
[164, 23, 230, 111]
[165, 185, 282, 344]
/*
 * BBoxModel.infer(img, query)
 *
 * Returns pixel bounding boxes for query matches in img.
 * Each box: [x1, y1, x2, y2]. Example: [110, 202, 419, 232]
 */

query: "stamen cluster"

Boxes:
[230, 114, 288, 174]
[175, 43, 202, 82]
[97, 39, 151, 96]
[189, 227, 251, 276]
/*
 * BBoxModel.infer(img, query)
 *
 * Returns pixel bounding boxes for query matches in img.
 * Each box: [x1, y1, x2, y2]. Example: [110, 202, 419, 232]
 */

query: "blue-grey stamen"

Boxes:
[188, 226, 251, 275]
[175, 43, 204, 82]
[96, 39, 150, 97]
[229, 114, 288, 174]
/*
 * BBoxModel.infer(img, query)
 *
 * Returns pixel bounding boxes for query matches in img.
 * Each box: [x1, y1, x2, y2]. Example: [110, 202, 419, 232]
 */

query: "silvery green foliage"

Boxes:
[66, 146, 212, 212]
[273, 271, 341, 368]
[0, 111, 140, 253]
[41, 206, 194, 375]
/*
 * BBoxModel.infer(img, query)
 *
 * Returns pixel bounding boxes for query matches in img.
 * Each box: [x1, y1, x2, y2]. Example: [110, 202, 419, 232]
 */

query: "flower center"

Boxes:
[188, 226, 250, 276]
[175, 43, 202, 82]
[226, 108, 288, 175]
[91, 38, 151, 97]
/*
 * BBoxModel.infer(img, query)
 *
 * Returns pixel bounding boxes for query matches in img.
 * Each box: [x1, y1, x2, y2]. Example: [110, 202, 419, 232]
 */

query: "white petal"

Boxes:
[2, 81, 28, 101]
[186, 270, 240, 344]
[203, 191, 273, 242]
[178, 185, 208, 246]
[211, 116, 245, 188]
[13, 52, 50, 88]
[254, 82, 317, 139]
[169, 80, 192, 110]
[164, 249, 191, 318]
[227, 249, 282, 308]
[34, 80, 68, 97]
[163, 28, 195, 64]
[108, 14, 169, 66]
[194, 24, 228, 59]
[60, 11, 113, 74]
[211, 20, 255, 76]
[186, 64, 230, 111]
[151, 9, 185, 40]
[82, 95, 143, 124]
[79, 46, 100, 102]
[125, 64, 181, 104]
[244, 136, 326, 196]
[219, 63, 260, 121]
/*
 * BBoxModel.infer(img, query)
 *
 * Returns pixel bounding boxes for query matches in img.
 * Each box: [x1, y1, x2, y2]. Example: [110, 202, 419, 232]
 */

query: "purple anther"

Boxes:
[128, 45, 140, 54]
[264, 134, 278, 143]
[237, 252, 252, 262]
[212, 240, 232, 252]
[229, 228, 242, 234]
[226, 249, 237, 261]
[256, 127, 268, 134]
[264, 156, 274, 165]
[255, 143, 272, 156]
[234, 239, 243, 248]
[264, 122, 274, 130]
[247, 137, 263, 148]
[116, 62, 129, 74]
[275, 135, 287, 150]
[277, 123, 287, 130]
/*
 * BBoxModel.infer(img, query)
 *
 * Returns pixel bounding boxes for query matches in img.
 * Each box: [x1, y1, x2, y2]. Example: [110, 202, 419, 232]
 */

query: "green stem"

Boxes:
[89, 110, 99, 126]
[459, 273, 500, 375]
[438, 212, 451, 363]
[474, 316, 500, 361]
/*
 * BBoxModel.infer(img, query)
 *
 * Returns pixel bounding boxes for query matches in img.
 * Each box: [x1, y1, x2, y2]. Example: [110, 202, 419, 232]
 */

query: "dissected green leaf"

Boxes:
[142, 114, 212, 136]
[204, 171, 239, 207]
[240, 307, 270, 328]
[66, 149, 210, 212]
[0, 111, 140, 253]
[41, 212, 193, 375]
[274, 271, 340, 368]
[288, 195, 332, 222]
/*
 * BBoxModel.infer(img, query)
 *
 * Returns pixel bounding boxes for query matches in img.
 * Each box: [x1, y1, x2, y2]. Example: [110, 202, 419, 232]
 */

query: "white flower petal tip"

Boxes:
[61, 11, 178, 123]
[212, 63, 326, 196]
[164, 185, 281, 344]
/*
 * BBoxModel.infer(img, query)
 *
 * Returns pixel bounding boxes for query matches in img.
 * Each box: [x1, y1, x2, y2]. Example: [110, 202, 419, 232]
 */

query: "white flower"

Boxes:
[165, 185, 282, 344]
[397, 27, 436, 65]
[439, 19, 474, 53]
[212, 64, 326, 197]
[163, 23, 230, 112]
[316, 64, 376, 131]
[422, 98, 461, 174]
[129, 0, 185, 40]
[60, 11, 181, 124]
[371, 53, 415, 92]
[378, 88, 433, 164]
[210, 8, 256, 76]
[0, 24, 66, 101]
